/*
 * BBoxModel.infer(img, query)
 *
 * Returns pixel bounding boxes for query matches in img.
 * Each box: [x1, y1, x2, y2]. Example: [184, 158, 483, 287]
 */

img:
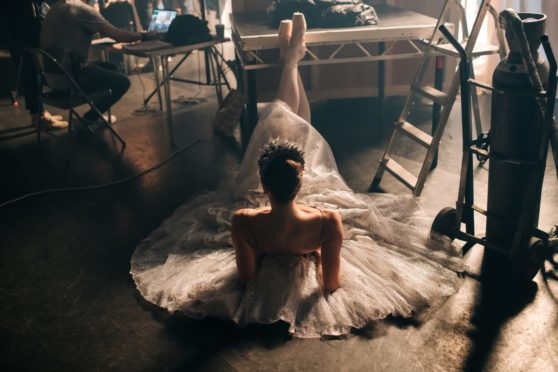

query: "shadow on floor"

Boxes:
[133, 283, 438, 371]
[463, 273, 538, 371]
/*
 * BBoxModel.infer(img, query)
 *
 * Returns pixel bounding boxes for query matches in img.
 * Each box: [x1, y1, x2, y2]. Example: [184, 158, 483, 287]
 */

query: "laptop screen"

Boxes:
[148, 10, 178, 32]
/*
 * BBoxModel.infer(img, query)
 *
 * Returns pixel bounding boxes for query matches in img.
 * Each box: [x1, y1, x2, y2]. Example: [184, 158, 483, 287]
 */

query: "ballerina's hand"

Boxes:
[315, 250, 323, 285]
[314, 250, 338, 294]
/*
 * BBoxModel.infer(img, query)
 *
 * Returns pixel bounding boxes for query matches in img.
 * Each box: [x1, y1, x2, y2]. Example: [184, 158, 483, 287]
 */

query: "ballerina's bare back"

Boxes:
[231, 205, 343, 292]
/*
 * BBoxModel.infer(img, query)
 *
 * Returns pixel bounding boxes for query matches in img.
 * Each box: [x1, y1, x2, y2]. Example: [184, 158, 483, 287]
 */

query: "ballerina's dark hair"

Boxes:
[258, 140, 305, 203]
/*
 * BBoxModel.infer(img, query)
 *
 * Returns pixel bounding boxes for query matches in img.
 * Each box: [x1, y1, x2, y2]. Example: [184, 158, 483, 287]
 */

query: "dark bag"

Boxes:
[32, 0, 49, 24]
[271, 0, 378, 28]
[212, 89, 246, 138]
[165, 14, 212, 46]
[101, 2, 136, 31]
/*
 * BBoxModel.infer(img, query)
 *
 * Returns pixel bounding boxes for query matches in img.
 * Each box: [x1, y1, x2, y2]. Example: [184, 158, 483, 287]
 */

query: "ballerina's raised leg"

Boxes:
[277, 13, 311, 123]
[292, 13, 311, 123]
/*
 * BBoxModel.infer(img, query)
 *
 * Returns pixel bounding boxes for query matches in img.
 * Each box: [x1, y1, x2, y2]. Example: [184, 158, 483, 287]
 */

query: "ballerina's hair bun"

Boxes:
[258, 140, 305, 203]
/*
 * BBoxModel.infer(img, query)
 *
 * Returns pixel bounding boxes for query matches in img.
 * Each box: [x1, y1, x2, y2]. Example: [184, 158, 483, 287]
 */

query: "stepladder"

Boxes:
[371, 0, 506, 196]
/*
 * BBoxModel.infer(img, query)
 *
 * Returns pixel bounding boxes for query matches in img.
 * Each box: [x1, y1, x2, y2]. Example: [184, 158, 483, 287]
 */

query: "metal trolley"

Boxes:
[432, 23, 557, 283]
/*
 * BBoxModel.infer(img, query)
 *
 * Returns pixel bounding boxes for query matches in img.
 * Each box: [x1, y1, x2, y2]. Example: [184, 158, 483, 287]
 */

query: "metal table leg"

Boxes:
[208, 48, 223, 105]
[200, 0, 212, 84]
[245, 69, 258, 148]
[149, 57, 164, 111]
[161, 56, 175, 146]
[11, 55, 24, 106]
[237, 52, 250, 150]
[378, 42, 385, 126]
[212, 46, 231, 90]
[145, 53, 191, 108]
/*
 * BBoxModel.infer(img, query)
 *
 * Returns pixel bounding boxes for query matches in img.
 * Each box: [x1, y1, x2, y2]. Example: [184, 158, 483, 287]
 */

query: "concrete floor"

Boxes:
[1, 49, 558, 371]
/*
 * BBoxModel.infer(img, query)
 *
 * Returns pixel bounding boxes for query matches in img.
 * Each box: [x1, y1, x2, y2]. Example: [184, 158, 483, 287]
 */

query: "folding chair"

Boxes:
[24, 48, 126, 150]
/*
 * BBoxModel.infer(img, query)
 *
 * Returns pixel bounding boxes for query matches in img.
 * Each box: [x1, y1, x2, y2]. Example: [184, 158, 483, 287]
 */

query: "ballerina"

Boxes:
[233, 139, 344, 293]
[131, 13, 465, 338]
[232, 15, 343, 294]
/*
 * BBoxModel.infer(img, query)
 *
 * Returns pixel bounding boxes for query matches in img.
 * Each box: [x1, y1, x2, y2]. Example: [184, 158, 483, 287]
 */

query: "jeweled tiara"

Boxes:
[258, 139, 305, 178]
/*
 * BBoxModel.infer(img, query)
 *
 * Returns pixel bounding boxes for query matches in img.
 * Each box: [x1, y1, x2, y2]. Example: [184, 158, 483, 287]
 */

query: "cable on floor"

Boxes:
[0, 139, 206, 209]
[173, 51, 205, 105]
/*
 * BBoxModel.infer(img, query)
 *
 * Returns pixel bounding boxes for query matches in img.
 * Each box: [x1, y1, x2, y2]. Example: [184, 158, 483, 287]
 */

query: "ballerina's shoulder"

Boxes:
[231, 207, 343, 252]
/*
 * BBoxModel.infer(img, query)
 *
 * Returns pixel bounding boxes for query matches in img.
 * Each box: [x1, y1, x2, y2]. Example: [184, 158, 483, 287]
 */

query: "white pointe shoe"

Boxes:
[283, 12, 307, 66]
[278, 20, 293, 61]
[291, 12, 307, 47]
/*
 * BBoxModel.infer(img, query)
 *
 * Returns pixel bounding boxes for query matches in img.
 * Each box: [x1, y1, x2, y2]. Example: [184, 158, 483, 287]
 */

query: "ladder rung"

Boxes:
[383, 158, 417, 190]
[412, 84, 448, 105]
[397, 121, 433, 148]
[469, 78, 497, 92]
[375, 0, 505, 196]
[428, 42, 500, 58]
[471, 204, 487, 216]
[470, 145, 489, 158]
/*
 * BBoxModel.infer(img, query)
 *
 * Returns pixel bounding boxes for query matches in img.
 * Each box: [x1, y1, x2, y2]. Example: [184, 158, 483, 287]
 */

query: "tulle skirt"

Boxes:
[131, 101, 465, 338]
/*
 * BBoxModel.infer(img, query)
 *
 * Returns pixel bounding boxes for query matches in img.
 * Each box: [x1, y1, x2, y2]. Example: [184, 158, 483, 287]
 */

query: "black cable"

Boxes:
[0, 139, 206, 209]
[172, 52, 205, 104]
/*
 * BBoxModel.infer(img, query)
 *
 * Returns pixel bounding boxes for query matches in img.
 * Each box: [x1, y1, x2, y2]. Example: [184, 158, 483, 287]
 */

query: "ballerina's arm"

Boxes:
[232, 210, 257, 288]
[320, 210, 343, 293]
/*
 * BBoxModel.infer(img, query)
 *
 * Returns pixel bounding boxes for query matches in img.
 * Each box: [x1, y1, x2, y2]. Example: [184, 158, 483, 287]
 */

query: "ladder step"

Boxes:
[383, 158, 417, 191]
[435, 42, 500, 58]
[412, 84, 448, 105]
[396, 121, 433, 148]
[374, 0, 505, 196]
[421, 40, 500, 58]
[470, 145, 489, 158]
[471, 204, 487, 216]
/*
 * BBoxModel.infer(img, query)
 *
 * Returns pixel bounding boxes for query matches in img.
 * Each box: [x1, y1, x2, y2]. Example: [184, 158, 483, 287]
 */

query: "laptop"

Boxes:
[148, 9, 178, 33]
[122, 9, 177, 52]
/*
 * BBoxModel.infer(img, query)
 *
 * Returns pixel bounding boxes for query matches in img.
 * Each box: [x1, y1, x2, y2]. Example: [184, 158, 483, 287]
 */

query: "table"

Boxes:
[231, 4, 443, 148]
[115, 37, 231, 146]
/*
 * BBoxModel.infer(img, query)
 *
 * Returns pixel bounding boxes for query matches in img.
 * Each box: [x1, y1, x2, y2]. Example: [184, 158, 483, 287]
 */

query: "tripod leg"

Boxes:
[212, 46, 232, 89]
[12, 56, 24, 106]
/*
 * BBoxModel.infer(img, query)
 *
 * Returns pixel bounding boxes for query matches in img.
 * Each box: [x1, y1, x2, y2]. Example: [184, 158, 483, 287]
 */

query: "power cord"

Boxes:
[173, 52, 205, 105]
[0, 139, 206, 209]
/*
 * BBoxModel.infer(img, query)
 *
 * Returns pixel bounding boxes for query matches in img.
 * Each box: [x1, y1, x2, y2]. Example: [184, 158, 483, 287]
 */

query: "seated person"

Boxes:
[40, 0, 154, 125]
[4, 0, 67, 128]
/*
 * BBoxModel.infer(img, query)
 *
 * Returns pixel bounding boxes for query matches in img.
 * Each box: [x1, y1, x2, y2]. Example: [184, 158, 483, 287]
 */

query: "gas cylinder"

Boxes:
[484, 12, 550, 281]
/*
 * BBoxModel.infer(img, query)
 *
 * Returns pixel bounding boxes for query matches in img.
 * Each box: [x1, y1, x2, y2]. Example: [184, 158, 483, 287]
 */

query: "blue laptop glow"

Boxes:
[148, 9, 178, 33]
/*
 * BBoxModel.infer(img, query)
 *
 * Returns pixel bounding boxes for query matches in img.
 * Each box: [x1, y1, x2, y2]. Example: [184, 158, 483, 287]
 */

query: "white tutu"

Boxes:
[131, 101, 465, 338]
